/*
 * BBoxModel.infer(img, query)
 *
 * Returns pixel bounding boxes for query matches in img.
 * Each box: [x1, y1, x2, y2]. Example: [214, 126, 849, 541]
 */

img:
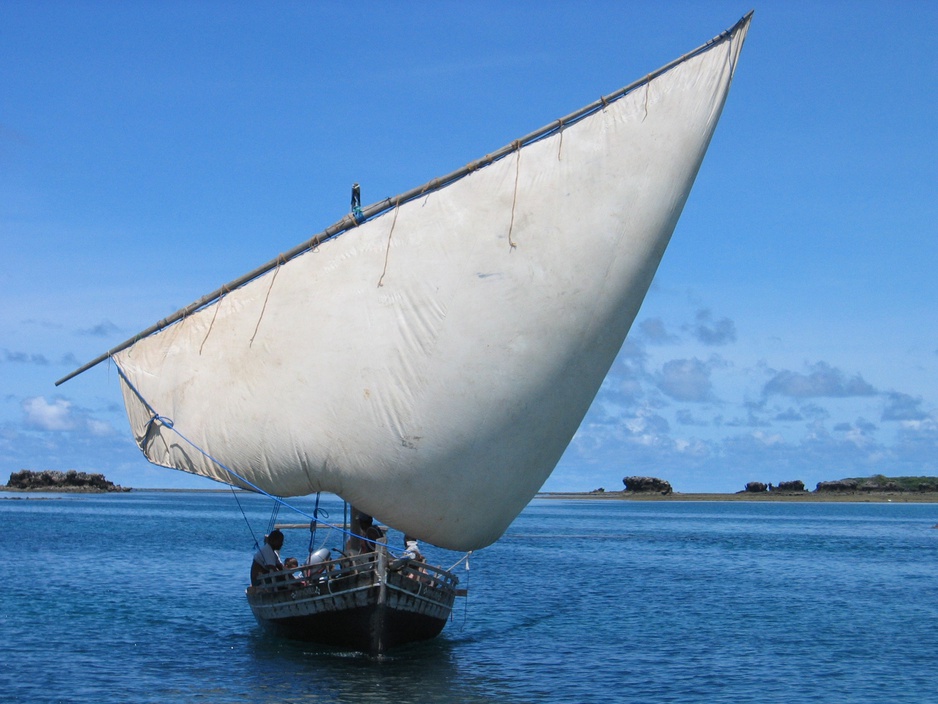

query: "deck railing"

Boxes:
[250, 550, 457, 596]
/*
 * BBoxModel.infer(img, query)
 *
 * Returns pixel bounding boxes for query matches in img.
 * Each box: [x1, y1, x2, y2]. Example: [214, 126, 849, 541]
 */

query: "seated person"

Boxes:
[283, 556, 306, 587]
[389, 534, 427, 575]
[250, 529, 284, 586]
[402, 535, 424, 562]
[401, 535, 428, 579]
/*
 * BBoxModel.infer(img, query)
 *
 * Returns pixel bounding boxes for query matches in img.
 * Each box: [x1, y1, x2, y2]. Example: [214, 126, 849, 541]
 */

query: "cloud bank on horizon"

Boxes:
[1, 2, 936, 494]
[562, 295, 937, 493]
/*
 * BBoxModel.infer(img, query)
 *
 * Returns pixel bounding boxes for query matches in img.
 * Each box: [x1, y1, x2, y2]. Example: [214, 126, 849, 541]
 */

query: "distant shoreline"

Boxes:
[5, 487, 938, 504]
[1, 486, 127, 494]
[537, 491, 938, 503]
[0, 486, 233, 494]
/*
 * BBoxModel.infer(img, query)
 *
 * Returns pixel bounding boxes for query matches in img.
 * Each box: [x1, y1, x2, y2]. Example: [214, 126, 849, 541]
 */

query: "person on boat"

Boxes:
[402, 535, 424, 563]
[346, 513, 385, 555]
[360, 514, 386, 552]
[404, 534, 430, 578]
[393, 534, 427, 579]
[250, 529, 284, 586]
[283, 556, 305, 587]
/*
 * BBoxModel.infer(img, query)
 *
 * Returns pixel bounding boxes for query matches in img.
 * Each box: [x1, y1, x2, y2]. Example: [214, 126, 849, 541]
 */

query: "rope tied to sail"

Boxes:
[199, 285, 231, 355]
[249, 256, 286, 347]
[377, 201, 401, 288]
[556, 119, 565, 161]
[643, 81, 651, 122]
[507, 141, 522, 250]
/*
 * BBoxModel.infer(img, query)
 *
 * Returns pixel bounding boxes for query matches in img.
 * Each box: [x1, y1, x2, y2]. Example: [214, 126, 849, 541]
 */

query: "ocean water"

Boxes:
[1, 492, 936, 704]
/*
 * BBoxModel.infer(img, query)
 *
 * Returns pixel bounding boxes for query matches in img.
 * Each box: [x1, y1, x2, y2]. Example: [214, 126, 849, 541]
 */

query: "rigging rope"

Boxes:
[459, 555, 470, 630]
[266, 500, 282, 536]
[230, 483, 260, 550]
[446, 551, 472, 572]
[250, 257, 285, 346]
[507, 143, 521, 250]
[376, 202, 400, 288]
[198, 287, 228, 355]
[306, 493, 322, 560]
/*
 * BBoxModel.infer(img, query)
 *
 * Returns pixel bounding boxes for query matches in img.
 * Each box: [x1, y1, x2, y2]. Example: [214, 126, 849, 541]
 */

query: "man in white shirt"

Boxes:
[251, 529, 284, 585]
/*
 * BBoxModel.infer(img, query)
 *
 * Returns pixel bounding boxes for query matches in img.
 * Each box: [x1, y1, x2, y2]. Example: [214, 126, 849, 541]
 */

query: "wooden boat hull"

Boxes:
[246, 551, 457, 655]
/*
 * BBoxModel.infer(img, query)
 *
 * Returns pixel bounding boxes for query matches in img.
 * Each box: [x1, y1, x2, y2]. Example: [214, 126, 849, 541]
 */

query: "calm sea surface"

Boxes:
[1, 491, 936, 703]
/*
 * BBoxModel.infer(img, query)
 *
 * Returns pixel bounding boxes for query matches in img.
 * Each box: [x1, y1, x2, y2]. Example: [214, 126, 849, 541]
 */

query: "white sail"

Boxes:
[102, 16, 751, 551]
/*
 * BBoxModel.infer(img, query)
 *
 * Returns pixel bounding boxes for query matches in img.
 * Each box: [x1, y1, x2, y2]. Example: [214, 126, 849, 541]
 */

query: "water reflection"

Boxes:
[243, 631, 504, 704]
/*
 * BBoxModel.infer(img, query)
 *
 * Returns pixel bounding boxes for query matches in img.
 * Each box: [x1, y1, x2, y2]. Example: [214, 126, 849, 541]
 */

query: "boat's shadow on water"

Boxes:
[244, 629, 508, 704]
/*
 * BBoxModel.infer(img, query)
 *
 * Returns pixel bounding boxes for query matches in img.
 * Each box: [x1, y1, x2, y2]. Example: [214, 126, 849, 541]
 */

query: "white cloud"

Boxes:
[674, 437, 709, 457]
[22, 397, 76, 431]
[751, 430, 784, 446]
[19, 396, 117, 437]
[88, 419, 115, 436]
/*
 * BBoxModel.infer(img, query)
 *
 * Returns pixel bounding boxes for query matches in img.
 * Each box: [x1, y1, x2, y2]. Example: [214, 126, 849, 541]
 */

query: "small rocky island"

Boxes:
[623, 476, 673, 495]
[740, 475, 938, 495]
[5, 469, 129, 493]
[620, 474, 938, 498]
[542, 474, 938, 502]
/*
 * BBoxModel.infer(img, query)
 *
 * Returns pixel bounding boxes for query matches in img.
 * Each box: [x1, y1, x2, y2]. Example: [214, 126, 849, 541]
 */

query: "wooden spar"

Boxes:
[54, 12, 751, 388]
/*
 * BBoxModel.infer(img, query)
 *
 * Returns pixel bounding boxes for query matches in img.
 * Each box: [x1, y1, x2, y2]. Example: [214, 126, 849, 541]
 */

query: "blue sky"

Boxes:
[2, 1, 935, 494]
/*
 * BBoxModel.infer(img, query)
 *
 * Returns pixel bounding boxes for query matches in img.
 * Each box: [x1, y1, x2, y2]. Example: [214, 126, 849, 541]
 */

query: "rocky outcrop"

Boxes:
[816, 479, 860, 493]
[740, 480, 806, 494]
[774, 480, 806, 492]
[815, 476, 938, 493]
[6, 470, 128, 493]
[857, 478, 902, 492]
[623, 476, 672, 495]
